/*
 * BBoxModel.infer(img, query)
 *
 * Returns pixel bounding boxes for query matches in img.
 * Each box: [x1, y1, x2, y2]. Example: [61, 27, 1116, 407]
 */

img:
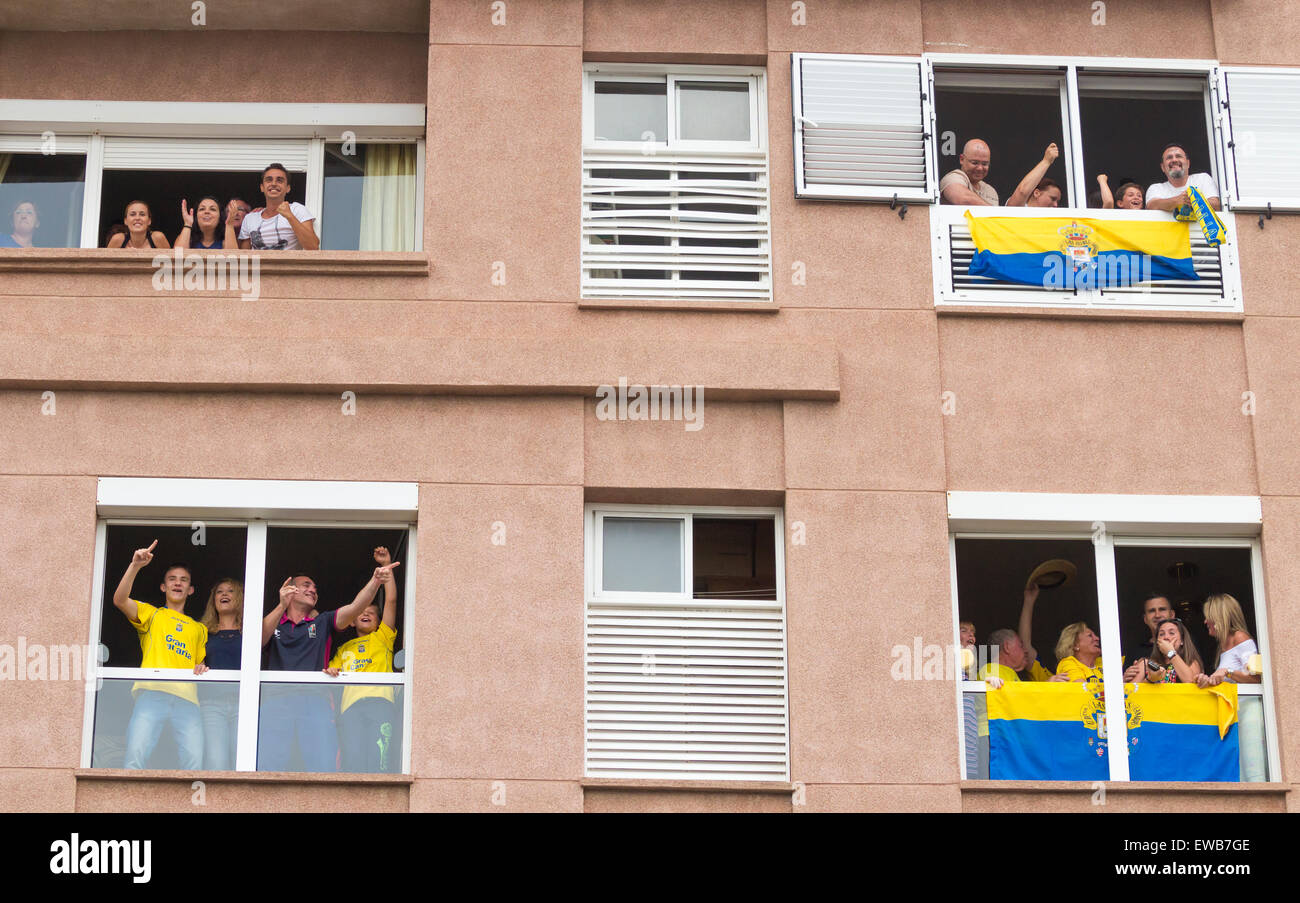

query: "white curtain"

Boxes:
[358, 144, 416, 252]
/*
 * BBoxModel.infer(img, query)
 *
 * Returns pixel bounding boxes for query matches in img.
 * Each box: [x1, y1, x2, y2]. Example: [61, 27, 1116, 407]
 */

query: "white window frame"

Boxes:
[0, 100, 425, 251]
[791, 52, 938, 202]
[920, 54, 1243, 312]
[583, 503, 790, 781]
[948, 491, 1279, 784]
[81, 477, 418, 774]
[1215, 65, 1300, 212]
[581, 64, 771, 303]
[583, 65, 765, 154]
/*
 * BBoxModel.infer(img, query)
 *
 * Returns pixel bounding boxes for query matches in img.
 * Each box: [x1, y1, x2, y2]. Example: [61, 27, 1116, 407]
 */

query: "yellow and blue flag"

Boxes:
[964, 211, 1198, 289]
[1126, 683, 1238, 782]
[1173, 186, 1227, 248]
[987, 682, 1109, 780]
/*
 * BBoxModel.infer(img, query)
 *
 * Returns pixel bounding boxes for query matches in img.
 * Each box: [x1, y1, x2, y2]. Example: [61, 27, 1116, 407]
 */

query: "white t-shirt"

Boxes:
[1217, 638, 1258, 675]
[1145, 172, 1219, 205]
[239, 201, 316, 250]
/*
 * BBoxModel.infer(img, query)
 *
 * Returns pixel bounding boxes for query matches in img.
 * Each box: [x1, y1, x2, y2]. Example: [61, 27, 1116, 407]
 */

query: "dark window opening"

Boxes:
[99, 524, 248, 668]
[693, 517, 777, 601]
[262, 526, 408, 670]
[98, 169, 297, 247]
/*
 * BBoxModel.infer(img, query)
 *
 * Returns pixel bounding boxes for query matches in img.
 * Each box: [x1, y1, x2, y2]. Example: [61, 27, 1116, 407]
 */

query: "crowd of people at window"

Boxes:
[963, 583, 1260, 690]
[109, 539, 400, 773]
[1, 163, 320, 251]
[960, 563, 1265, 780]
[940, 139, 1222, 213]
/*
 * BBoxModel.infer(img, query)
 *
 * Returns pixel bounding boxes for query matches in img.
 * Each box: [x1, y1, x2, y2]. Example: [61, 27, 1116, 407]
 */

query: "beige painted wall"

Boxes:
[1, 0, 1298, 812]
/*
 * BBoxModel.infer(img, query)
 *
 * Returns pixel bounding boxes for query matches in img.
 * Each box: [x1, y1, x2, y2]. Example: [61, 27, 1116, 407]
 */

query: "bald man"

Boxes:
[941, 138, 998, 206]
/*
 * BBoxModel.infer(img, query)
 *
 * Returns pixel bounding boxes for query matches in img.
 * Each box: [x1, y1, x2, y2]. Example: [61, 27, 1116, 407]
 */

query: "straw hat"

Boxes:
[1025, 559, 1077, 590]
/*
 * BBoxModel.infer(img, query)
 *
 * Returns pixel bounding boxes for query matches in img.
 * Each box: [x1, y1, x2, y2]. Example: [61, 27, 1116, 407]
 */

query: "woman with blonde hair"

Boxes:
[1055, 622, 1104, 682]
[194, 578, 243, 770]
[1196, 593, 1265, 781]
[1196, 594, 1259, 688]
[1143, 618, 1203, 683]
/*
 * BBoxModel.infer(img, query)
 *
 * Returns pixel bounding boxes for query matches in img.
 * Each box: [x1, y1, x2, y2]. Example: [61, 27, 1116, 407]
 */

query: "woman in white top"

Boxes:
[1196, 593, 1260, 688]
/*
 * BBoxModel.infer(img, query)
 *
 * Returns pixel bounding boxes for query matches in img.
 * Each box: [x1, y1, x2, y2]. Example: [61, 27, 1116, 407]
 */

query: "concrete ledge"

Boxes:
[0, 338, 840, 400]
[0, 248, 430, 278]
[937, 305, 1245, 323]
[581, 778, 793, 793]
[580, 298, 780, 313]
[76, 768, 413, 784]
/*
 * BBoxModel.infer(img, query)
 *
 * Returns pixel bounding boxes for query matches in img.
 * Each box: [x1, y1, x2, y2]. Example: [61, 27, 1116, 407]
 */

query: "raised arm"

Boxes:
[374, 547, 399, 631]
[1097, 174, 1114, 209]
[1017, 583, 1040, 664]
[261, 578, 295, 647]
[174, 200, 194, 250]
[223, 201, 240, 251]
[335, 561, 400, 630]
[111, 539, 157, 622]
[1007, 143, 1059, 207]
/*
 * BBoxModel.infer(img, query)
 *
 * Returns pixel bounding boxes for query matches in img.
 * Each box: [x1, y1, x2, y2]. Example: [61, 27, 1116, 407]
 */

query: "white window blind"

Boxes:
[0, 135, 89, 153]
[793, 53, 936, 202]
[585, 508, 789, 781]
[102, 137, 310, 171]
[581, 149, 771, 301]
[585, 603, 788, 780]
[1220, 68, 1300, 211]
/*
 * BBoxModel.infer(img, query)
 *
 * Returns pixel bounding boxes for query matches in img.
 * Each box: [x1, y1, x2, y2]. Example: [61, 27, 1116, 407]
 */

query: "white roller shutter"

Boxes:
[793, 53, 936, 202]
[581, 148, 771, 302]
[0, 134, 90, 154]
[102, 138, 310, 171]
[1219, 67, 1300, 211]
[585, 603, 788, 780]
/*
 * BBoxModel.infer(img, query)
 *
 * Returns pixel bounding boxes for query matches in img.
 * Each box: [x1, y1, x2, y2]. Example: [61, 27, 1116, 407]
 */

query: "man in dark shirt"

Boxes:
[1123, 593, 1174, 683]
[258, 560, 399, 771]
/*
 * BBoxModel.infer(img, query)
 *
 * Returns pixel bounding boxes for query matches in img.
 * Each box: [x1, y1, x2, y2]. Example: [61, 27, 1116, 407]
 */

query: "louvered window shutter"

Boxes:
[585, 512, 789, 781]
[793, 53, 936, 202]
[581, 151, 771, 301]
[101, 138, 310, 171]
[1219, 68, 1300, 211]
[0, 135, 89, 154]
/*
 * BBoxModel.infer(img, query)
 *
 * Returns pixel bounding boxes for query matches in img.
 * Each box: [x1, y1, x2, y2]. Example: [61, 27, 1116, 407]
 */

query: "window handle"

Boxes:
[795, 115, 820, 129]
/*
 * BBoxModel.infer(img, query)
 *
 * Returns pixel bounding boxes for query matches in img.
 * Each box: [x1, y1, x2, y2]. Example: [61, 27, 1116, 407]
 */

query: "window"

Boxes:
[322, 142, 419, 251]
[0, 101, 425, 251]
[791, 54, 1280, 311]
[0, 137, 88, 248]
[585, 505, 788, 780]
[582, 65, 771, 302]
[949, 492, 1277, 784]
[84, 478, 416, 775]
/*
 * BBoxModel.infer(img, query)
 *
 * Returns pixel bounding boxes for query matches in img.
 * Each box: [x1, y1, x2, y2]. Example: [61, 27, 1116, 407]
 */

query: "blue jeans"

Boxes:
[124, 689, 203, 769]
[257, 689, 337, 772]
[199, 694, 240, 771]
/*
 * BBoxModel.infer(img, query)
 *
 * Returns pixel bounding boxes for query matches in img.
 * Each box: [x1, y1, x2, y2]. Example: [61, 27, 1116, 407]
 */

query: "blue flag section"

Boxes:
[1126, 683, 1239, 782]
[987, 683, 1109, 780]
[987, 682, 1240, 781]
[964, 212, 1200, 289]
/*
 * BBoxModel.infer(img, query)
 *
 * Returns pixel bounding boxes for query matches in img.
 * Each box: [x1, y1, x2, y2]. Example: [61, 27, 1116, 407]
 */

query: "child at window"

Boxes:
[325, 546, 400, 772]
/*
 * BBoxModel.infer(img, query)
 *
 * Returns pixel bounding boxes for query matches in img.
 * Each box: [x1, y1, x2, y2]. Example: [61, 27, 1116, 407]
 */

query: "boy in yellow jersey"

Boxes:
[112, 540, 208, 769]
[325, 547, 399, 773]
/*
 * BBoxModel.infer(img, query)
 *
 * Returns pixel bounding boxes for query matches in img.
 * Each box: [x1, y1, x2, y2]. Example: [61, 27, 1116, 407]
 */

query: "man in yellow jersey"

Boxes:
[980, 586, 1071, 687]
[325, 547, 400, 773]
[112, 540, 208, 769]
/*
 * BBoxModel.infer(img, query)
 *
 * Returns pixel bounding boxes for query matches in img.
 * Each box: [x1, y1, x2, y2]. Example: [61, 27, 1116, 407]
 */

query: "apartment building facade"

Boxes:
[0, 0, 1297, 813]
